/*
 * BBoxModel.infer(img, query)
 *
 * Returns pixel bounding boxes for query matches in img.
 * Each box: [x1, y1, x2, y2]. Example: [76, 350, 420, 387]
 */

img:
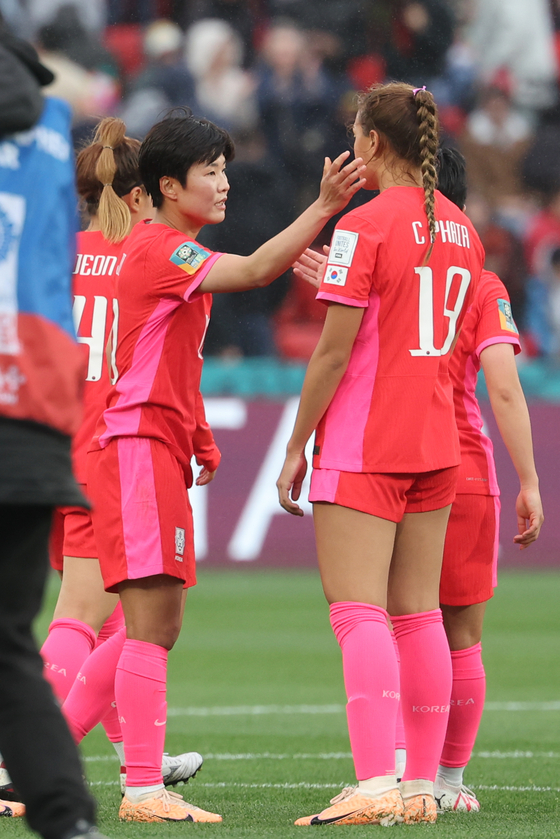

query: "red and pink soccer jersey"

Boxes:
[91, 221, 223, 485]
[450, 269, 521, 497]
[312, 187, 485, 474]
[72, 230, 124, 483]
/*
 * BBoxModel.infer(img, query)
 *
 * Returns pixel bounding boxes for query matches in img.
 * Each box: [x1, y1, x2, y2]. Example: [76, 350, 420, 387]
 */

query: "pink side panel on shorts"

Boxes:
[117, 437, 164, 579]
[318, 290, 380, 471]
[462, 355, 499, 495]
[492, 495, 501, 590]
[309, 468, 341, 503]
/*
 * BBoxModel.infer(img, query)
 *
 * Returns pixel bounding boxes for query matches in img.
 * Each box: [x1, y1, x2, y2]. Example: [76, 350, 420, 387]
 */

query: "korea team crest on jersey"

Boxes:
[324, 265, 348, 286]
[329, 230, 359, 266]
[497, 299, 518, 333]
[170, 241, 211, 275]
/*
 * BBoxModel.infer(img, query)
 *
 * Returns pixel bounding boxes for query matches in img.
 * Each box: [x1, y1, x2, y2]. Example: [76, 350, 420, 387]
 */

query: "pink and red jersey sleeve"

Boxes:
[317, 218, 383, 307]
[92, 222, 221, 485]
[451, 270, 521, 495]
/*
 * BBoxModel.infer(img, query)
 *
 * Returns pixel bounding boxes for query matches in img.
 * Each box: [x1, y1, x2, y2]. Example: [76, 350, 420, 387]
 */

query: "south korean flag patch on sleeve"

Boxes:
[324, 265, 348, 286]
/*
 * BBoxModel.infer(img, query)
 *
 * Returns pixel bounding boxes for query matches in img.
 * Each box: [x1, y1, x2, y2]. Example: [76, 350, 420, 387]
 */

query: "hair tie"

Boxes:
[103, 183, 112, 187]
[102, 145, 113, 150]
[412, 86, 427, 96]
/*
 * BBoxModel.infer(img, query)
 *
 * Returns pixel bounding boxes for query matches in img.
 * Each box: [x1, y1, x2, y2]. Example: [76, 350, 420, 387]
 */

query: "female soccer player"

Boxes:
[293, 146, 544, 815]
[277, 82, 485, 826]
[73, 111, 366, 824]
[40, 117, 208, 790]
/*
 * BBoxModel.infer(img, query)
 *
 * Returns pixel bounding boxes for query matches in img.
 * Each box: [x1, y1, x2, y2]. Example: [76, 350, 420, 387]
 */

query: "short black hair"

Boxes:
[139, 110, 235, 209]
[436, 146, 467, 210]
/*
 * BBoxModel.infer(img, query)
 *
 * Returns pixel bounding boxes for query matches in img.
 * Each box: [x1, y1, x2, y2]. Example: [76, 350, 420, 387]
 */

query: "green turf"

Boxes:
[5, 568, 560, 837]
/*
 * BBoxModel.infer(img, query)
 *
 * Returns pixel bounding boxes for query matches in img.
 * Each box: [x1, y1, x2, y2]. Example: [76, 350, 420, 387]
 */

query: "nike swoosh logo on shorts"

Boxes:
[154, 719, 166, 726]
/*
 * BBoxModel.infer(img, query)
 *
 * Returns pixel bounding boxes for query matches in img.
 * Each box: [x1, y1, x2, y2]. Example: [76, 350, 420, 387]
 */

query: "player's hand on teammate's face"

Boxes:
[513, 486, 544, 548]
[317, 151, 366, 217]
[277, 450, 308, 516]
[196, 466, 217, 486]
[292, 248, 328, 288]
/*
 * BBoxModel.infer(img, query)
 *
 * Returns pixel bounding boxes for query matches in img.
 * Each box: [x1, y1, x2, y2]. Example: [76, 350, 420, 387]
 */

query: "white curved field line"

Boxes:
[162, 701, 560, 717]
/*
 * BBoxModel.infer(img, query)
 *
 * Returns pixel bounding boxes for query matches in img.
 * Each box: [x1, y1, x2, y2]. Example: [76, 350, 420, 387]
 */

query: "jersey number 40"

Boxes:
[409, 266, 472, 357]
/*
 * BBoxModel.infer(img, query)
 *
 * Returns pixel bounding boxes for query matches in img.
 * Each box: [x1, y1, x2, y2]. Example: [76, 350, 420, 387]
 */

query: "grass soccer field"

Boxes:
[4, 567, 560, 838]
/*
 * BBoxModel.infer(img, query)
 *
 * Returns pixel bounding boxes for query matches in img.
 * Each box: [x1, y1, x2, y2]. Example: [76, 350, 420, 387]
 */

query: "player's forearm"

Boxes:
[488, 386, 539, 488]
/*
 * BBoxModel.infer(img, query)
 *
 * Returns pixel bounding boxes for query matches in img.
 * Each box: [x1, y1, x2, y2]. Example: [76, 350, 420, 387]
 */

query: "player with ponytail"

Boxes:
[277, 82, 485, 826]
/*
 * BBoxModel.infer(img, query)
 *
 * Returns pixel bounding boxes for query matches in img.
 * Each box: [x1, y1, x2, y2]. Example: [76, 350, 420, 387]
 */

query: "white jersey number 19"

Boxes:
[409, 265, 471, 357]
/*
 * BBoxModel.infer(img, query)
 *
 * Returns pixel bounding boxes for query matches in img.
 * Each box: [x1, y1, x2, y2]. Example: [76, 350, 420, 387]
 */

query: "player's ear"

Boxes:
[159, 176, 178, 202]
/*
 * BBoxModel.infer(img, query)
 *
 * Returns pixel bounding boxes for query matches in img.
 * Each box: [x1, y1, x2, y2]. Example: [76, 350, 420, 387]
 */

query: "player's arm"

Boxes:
[480, 342, 544, 547]
[277, 303, 364, 515]
[193, 390, 220, 486]
[198, 153, 365, 293]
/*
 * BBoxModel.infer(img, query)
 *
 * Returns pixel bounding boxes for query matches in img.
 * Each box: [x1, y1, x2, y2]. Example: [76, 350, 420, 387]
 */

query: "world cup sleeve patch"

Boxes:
[169, 241, 211, 275]
[497, 298, 518, 333]
[329, 230, 359, 266]
[324, 265, 348, 286]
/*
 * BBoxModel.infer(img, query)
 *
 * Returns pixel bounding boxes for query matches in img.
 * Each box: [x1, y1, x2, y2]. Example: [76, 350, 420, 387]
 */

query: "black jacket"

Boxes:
[0, 24, 54, 138]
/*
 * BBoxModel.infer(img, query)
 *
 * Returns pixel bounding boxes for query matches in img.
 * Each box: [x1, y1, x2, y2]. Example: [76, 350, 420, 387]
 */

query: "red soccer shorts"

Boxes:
[309, 466, 458, 522]
[49, 489, 98, 571]
[87, 437, 196, 593]
[440, 493, 500, 606]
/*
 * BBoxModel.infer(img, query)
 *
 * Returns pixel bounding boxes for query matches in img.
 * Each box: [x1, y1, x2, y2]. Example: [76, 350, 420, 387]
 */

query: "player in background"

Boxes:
[0, 118, 210, 806]
[277, 82, 485, 826]
[433, 147, 543, 811]
[57, 111, 366, 824]
[291, 146, 544, 814]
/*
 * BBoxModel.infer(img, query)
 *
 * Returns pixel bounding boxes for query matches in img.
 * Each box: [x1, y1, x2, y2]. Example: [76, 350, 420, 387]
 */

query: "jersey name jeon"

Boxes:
[451, 269, 521, 496]
[72, 229, 123, 483]
[91, 221, 222, 481]
[314, 187, 485, 474]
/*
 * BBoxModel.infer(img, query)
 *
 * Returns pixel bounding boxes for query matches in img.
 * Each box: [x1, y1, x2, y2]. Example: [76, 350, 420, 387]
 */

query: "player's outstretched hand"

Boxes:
[513, 486, 544, 548]
[277, 449, 308, 516]
[292, 247, 327, 289]
[196, 466, 217, 486]
[316, 151, 366, 217]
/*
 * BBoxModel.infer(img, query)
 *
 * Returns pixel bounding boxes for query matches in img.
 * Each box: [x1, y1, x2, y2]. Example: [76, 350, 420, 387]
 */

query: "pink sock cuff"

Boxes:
[451, 643, 485, 679]
[390, 609, 443, 639]
[97, 602, 125, 644]
[47, 618, 96, 649]
[330, 601, 389, 645]
[118, 640, 168, 682]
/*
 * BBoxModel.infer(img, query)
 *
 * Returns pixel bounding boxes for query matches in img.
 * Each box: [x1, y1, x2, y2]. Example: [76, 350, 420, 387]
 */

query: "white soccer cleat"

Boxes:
[434, 778, 480, 812]
[120, 751, 203, 795]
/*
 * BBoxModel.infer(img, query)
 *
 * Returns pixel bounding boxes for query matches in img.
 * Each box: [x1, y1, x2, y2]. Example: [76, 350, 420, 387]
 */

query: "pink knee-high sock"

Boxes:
[40, 618, 97, 702]
[391, 632, 406, 751]
[115, 639, 168, 787]
[440, 643, 486, 768]
[95, 603, 126, 744]
[62, 626, 126, 743]
[392, 609, 452, 782]
[330, 602, 399, 781]
[96, 602, 125, 645]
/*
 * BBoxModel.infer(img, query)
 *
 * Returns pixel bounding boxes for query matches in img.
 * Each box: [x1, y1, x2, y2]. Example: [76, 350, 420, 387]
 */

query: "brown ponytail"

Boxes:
[413, 88, 438, 259]
[356, 82, 440, 262]
[76, 117, 142, 244]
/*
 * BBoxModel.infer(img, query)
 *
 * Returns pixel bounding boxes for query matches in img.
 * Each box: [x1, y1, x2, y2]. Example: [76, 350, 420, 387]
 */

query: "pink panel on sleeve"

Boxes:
[183, 252, 223, 301]
[316, 291, 369, 307]
[475, 335, 520, 361]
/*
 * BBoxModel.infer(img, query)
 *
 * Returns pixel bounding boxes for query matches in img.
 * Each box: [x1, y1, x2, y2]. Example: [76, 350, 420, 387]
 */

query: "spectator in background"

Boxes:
[255, 20, 350, 205]
[460, 84, 533, 209]
[383, 0, 455, 86]
[184, 17, 257, 133]
[120, 19, 196, 138]
[200, 130, 295, 356]
[525, 246, 560, 358]
[465, 0, 557, 112]
[179, 0, 259, 68]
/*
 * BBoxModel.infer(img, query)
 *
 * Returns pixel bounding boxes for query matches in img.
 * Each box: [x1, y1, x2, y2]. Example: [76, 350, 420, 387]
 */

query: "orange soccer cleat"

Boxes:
[0, 798, 25, 817]
[119, 787, 221, 823]
[295, 787, 403, 826]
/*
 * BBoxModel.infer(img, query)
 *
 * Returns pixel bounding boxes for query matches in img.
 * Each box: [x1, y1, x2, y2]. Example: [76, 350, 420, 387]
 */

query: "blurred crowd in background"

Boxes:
[3, 0, 560, 362]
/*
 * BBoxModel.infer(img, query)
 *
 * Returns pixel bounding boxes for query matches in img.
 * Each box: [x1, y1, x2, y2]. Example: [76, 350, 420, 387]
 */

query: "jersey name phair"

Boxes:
[411, 219, 471, 249]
